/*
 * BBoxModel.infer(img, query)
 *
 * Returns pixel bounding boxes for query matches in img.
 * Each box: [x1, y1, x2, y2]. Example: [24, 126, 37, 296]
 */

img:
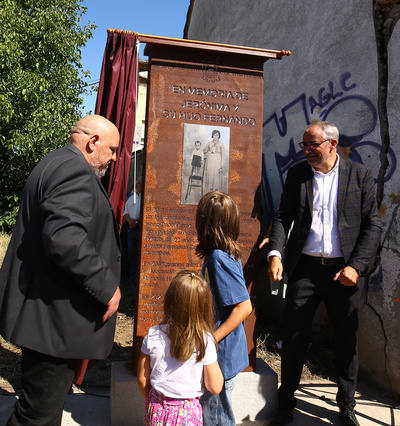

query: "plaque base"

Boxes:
[110, 361, 143, 426]
[111, 358, 277, 425]
[232, 358, 278, 422]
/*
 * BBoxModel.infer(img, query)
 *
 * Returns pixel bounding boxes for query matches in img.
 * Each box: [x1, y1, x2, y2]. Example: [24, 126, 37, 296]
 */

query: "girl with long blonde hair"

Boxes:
[137, 270, 223, 425]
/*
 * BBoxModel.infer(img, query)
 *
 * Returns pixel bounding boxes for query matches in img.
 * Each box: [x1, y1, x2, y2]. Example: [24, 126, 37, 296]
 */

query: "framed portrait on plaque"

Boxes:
[181, 123, 230, 205]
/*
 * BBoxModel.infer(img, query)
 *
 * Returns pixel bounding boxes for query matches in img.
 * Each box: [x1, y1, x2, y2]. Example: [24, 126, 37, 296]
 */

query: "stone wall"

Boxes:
[185, 0, 400, 396]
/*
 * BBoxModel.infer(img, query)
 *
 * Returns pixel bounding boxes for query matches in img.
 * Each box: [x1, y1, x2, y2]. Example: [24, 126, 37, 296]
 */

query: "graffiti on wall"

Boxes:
[262, 71, 397, 226]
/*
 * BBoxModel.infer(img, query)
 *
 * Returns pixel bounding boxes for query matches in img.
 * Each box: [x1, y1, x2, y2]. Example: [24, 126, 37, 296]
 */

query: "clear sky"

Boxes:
[80, 0, 190, 113]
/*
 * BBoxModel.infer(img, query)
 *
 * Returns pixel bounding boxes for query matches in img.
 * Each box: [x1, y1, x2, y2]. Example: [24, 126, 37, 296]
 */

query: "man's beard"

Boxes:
[92, 162, 110, 179]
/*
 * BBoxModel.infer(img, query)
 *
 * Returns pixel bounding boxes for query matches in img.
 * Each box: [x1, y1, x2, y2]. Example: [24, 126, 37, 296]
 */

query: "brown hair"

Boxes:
[163, 270, 215, 363]
[195, 191, 241, 260]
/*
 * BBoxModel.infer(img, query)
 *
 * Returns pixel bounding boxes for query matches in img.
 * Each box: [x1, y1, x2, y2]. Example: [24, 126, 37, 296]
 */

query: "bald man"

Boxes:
[0, 115, 121, 425]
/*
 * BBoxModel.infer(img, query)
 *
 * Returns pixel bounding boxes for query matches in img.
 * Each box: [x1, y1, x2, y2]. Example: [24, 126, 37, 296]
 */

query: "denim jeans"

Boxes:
[201, 376, 236, 426]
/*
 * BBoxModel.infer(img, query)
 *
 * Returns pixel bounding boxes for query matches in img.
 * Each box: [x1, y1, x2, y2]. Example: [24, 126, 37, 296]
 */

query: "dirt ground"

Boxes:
[0, 320, 329, 394]
[2, 265, 398, 417]
[0, 279, 136, 394]
[0, 277, 332, 395]
[0, 232, 335, 394]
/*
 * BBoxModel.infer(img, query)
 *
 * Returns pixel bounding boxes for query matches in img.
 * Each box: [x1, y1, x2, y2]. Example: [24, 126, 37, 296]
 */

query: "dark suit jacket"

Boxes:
[268, 158, 382, 279]
[0, 144, 121, 359]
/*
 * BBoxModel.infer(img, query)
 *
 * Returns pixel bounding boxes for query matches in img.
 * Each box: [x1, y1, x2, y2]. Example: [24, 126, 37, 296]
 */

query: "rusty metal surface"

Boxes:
[133, 51, 264, 372]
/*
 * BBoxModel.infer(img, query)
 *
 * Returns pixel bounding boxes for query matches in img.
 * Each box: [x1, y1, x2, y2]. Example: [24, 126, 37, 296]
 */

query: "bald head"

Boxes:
[70, 115, 120, 178]
[71, 115, 118, 140]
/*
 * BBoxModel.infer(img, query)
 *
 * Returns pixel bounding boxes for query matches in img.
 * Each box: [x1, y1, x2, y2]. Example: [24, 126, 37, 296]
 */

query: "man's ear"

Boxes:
[330, 138, 338, 149]
[87, 134, 99, 153]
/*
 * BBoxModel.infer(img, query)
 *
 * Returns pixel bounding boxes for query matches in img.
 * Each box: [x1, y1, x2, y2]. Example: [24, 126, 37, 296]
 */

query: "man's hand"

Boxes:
[259, 237, 269, 249]
[128, 219, 138, 230]
[333, 266, 359, 286]
[102, 287, 121, 322]
[123, 214, 137, 230]
[268, 256, 283, 282]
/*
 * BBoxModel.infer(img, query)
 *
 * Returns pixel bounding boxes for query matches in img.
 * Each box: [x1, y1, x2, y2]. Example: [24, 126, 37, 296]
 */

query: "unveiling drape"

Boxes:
[95, 29, 139, 230]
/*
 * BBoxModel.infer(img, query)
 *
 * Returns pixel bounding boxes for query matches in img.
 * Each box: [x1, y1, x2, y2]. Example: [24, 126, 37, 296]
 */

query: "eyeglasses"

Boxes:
[298, 139, 330, 149]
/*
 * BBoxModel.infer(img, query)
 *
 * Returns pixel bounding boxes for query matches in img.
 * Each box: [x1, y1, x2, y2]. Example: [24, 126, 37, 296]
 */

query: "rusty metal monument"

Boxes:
[133, 34, 289, 368]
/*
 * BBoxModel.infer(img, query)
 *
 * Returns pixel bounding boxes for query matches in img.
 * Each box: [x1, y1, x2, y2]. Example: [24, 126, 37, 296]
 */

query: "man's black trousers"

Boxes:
[278, 255, 364, 411]
[7, 348, 77, 426]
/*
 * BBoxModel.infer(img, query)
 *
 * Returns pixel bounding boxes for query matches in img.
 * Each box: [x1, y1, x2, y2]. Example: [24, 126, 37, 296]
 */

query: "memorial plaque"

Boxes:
[133, 36, 287, 371]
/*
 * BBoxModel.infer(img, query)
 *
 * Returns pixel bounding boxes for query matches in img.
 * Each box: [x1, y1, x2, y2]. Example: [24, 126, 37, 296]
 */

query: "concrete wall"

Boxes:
[185, 0, 400, 396]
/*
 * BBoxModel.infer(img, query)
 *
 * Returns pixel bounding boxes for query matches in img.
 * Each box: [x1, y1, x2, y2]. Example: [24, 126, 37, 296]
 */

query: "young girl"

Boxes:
[137, 270, 224, 426]
[195, 191, 253, 426]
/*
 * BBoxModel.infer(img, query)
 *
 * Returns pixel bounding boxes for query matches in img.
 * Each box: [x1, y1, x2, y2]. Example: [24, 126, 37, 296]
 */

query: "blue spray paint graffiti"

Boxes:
[309, 72, 357, 114]
[262, 71, 397, 226]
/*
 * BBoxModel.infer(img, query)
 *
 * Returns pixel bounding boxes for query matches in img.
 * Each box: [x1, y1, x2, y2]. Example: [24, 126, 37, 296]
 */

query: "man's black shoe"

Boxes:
[339, 408, 360, 426]
[268, 409, 294, 425]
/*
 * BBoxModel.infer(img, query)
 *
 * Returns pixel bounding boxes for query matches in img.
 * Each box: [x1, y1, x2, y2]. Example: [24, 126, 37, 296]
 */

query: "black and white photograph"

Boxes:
[181, 123, 230, 205]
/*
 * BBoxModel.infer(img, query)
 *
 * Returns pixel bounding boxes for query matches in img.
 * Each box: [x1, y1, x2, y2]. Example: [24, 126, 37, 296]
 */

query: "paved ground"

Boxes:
[0, 386, 111, 426]
[239, 381, 400, 425]
[275, 382, 399, 426]
[1, 380, 399, 425]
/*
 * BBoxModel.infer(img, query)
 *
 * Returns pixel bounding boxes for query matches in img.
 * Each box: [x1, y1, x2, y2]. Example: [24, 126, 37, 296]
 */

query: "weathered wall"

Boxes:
[185, 0, 400, 396]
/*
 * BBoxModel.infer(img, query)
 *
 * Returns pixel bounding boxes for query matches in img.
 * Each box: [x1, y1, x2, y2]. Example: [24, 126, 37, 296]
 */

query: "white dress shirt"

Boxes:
[268, 155, 343, 260]
[302, 155, 343, 257]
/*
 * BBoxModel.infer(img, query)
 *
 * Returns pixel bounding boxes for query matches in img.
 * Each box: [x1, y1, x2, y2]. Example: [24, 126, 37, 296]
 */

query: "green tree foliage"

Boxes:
[0, 0, 95, 230]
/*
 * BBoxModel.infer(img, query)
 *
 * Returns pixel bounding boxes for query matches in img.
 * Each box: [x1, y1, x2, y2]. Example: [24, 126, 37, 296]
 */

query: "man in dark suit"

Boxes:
[0, 115, 121, 425]
[267, 121, 382, 426]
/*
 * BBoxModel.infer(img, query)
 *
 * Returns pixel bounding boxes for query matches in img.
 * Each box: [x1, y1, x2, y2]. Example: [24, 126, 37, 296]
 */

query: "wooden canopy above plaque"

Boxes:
[129, 32, 290, 370]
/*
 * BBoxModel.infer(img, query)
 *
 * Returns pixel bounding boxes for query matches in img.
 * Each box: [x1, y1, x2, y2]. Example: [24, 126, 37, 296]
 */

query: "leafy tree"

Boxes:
[0, 0, 95, 230]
